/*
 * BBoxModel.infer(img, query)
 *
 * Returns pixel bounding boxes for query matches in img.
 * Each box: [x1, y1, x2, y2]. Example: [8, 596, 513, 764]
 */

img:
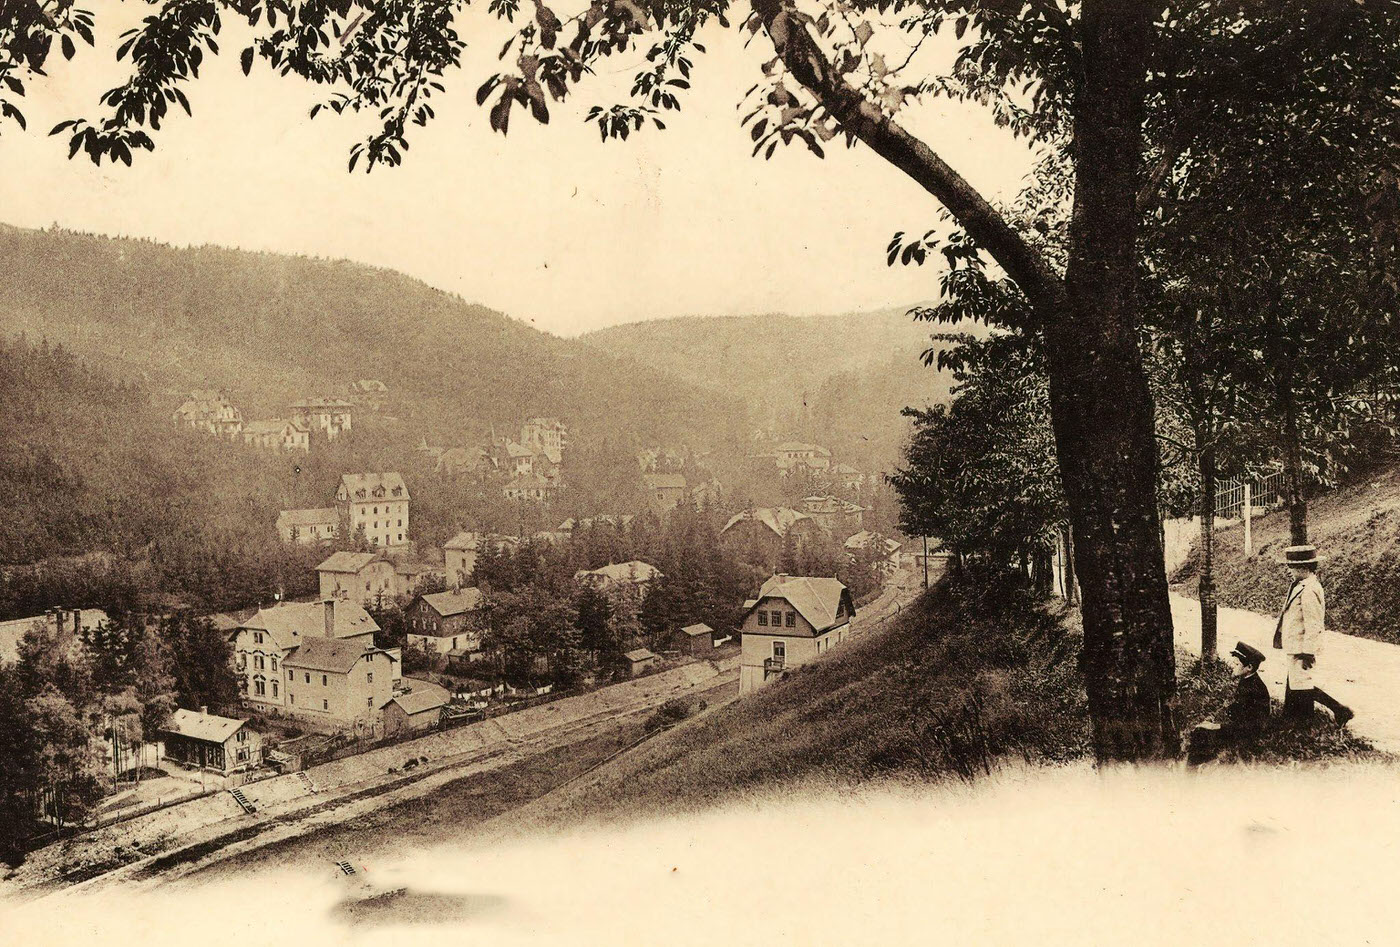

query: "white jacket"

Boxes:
[1278, 573, 1325, 655]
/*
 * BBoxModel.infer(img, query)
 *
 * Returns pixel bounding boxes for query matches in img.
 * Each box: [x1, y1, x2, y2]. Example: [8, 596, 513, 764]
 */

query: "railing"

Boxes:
[763, 656, 785, 677]
[1214, 468, 1286, 520]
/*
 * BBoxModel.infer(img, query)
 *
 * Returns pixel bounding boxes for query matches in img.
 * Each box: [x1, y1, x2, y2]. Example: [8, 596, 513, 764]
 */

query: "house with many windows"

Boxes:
[405, 588, 486, 657]
[738, 575, 855, 694]
[316, 551, 400, 607]
[231, 600, 379, 710]
[174, 394, 244, 439]
[336, 472, 410, 547]
[284, 638, 395, 729]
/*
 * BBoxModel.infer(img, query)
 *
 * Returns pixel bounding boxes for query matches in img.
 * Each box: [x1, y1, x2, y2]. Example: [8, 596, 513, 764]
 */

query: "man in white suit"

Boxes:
[1272, 544, 1353, 726]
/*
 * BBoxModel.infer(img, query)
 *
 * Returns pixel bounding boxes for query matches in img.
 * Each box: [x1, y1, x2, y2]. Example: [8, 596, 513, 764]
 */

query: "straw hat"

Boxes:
[1281, 544, 1322, 567]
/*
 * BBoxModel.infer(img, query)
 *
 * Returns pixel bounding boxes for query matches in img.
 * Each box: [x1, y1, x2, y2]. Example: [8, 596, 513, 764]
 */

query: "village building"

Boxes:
[774, 442, 832, 476]
[643, 472, 687, 514]
[624, 647, 657, 677]
[336, 472, 410, 547]
[575, 560, 663, 595]
[801, 495, 867, 537]
[317, 551, 400, 607]
[405, 588, 486, 656]
[291, 397, 354, 441]
[844, 531, 903, 573]
[739, 576, 856, 694]
[174, 395, 244, 439]
[381, 678, 451, 737]
[347, 379, 388, 411]
[242, 418, 310, 452]
[276, 507, 338, 545]
[159, 708, 262, 775]
[504, 473, 556, 503]
[444, 531, 482, 588]
[720, 507, 826, 568]
[283, 637, 396, 729]
[520, 417, 567, 464]
[558, 515, 632, 533]
[436, 446, 489, 477]
[674, 622, 715, 658]
[832, 463, 866, 491]
[231, 599, 379, 710]
[0, 607, 108, 665]
[494, 439, 538, 476]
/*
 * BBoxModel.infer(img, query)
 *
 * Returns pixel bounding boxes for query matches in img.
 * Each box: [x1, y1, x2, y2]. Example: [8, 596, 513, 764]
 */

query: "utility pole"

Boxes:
[922, 536, 929, 590]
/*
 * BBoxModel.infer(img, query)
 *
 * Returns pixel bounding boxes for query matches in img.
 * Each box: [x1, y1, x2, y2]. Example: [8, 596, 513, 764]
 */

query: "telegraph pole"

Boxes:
[922, 536, 929, 589]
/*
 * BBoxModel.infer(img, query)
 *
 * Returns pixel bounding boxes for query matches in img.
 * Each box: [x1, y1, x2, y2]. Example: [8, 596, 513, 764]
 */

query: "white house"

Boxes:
[336, 472, 410, 547]
[738, 575, 855, 694]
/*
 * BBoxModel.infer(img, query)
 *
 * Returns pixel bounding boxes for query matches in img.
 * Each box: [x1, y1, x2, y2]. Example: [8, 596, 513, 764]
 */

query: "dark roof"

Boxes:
[285, 637, 378, 674]
[418, 588, 485, 619]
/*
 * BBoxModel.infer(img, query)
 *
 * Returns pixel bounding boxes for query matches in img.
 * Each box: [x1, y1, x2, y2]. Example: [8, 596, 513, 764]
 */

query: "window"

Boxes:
[271, 657, 278, 671]
[367, 672, 374, 683]
[255, 655, 264, 671]
[253, 631, 263, 644]
[398, 519, 403, 527]
[253, 677, 266, 697]
[236, 729, 246, 743]
[785, 612, 796, 629]
[288, 669, 293, 681]
[373, 506, 378, 514]
[272, 681, 279, 698]
[757, 611, 768, 627]
[398, 534, 403, 542]
[367, 697, 373, 707]
[771, 610, 783, 627]
[452, 637, 458, 651]
[305, 673, 311, 683]
[291, 694, 295, 704]
[322, 674, 328, 686]
[323, 699, 329, 710]
[773, 641, 786, 660]
[237, 748, 249, 763]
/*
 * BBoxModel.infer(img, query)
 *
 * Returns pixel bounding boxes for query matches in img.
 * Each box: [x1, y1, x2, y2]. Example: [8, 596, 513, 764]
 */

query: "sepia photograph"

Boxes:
[1, 1, 1399, 943]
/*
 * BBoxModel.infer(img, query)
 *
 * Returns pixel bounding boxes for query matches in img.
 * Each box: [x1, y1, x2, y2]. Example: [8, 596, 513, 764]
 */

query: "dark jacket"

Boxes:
[1219, 671, 1271, 741]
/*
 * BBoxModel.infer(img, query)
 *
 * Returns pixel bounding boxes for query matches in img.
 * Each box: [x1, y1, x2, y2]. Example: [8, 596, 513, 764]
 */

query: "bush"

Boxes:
[644, 697, 695, 733]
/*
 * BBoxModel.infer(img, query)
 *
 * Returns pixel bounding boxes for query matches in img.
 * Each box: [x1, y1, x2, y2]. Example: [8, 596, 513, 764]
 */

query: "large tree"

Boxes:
[7, 0, 1396, 759]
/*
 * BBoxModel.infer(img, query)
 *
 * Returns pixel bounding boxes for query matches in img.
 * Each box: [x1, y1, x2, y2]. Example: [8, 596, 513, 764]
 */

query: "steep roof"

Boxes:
[383, 678, 450, 716]
[747, 575, 854, 633]
[644, 473, 687, 490]
[316, 551, 380, 574]
[160, 708, 248, 744]
[278, 507, 338, 528]
[339, 472, 410, 500]
[284, 637, 380, 674]
[577, 561, 663, 585]
[419, 588, 485, 618]
[239, 600, 379, 646]
[721, 507, 812, 538]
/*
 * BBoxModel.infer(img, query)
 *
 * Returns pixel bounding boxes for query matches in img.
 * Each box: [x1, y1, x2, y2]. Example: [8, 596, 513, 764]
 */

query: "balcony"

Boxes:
[763, 656, 786, 678]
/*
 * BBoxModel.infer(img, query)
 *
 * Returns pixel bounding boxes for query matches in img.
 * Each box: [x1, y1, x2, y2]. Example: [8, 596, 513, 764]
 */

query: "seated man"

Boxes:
[1187, 641, 1271, 766]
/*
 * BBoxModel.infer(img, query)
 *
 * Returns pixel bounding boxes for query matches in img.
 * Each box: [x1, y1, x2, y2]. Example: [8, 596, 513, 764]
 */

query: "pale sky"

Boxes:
[0, 3, 1037, 336]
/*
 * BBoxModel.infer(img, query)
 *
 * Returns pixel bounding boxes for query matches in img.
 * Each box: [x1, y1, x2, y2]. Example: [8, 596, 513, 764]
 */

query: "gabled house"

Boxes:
[720, 507, 825, 568]
[231, 599, 379, 710]
[738, 575, 855, 694]
[832, 463, 866, 491]
[174, 395, 244, 439]
[405, 588, 486, 656]
[504, 473, 556, 503]
[336, 473, 410, 548]
[283, 638, 395, 728]
[317, 551, 400, 607]
[520, 417, 567, 464]
[243, 418, 310, 452]
[773, 442, 831, 475]
[160, 709, 262, 775]
[291, 397, 354, 440]
[444, 531, 482, 588]
[643, 472, 687, 514]
[801, 495, 868, 538]
[575, 560, 663, 594]
[844, 531, 903, 573]
[381, 679, 451, 737]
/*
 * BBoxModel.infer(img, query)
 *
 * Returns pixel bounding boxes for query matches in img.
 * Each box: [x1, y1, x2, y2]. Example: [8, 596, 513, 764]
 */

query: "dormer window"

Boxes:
[392, 486, 403, 496]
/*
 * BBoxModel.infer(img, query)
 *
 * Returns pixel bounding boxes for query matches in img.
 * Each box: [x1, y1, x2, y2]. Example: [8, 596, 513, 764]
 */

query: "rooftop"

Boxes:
[316, 551, 380, 574]
[285, 637, 380, 674]
[624, 648, 656, 662]
[748, 575, 854, 633]
[160, 708, 248, 744]
[238, 600, 379, 645]
[680, 623, 714, 637]
[278, 507, 338, 528]
[419, 588, 485, 618]
[384, 678, 451, 716]
[339, 472, 410, 500]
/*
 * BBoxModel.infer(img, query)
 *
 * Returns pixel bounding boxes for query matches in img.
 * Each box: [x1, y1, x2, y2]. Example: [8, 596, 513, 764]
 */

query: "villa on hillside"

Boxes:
[643, 472, 687, 514]
[243, 418, 310, 453]
[230, 599, 379, 711]
[174, 393, 244, 439]
[575, 561, 663, 596]
[291, 397, 354, 441]
[284, 637, 396, 729]
[773, 442, 832, 476]
[504, 473, 556, 503]
[720, 507, 826, 569]
[336, 472, 410, 547]
[405, 588, 486, 657]
[801, 495, 867, 538]
[520, 417, 567, 464]
[738, 575, 855, 695]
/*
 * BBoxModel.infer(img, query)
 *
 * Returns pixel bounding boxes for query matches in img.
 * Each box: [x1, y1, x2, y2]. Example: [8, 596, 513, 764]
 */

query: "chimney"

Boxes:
[324, 599, 336, 638]
[199, 705, 208, 715]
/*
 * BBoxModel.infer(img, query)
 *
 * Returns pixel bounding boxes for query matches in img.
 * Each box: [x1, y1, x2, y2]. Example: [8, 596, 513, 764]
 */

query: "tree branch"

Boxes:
[750, 0, 1068, 320]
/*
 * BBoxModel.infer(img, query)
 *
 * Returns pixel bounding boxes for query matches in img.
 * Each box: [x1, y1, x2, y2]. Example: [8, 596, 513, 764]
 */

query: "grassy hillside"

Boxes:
[0, 224, 746, 448]
[494, 581, 1092, 827]
[1172, 464, 1400, 644]
[583, 309, 988, 471]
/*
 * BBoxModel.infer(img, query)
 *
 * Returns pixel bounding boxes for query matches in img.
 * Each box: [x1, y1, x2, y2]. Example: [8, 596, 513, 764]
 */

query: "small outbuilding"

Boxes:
[380, 678, 451, 737]
[675, 623, 715, 658]
[624, 647, 658, 677]
[159, 708, 262, 774]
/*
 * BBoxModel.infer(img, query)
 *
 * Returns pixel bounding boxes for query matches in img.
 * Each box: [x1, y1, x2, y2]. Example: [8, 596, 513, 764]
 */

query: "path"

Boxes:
[1171, 593, 1400, 754]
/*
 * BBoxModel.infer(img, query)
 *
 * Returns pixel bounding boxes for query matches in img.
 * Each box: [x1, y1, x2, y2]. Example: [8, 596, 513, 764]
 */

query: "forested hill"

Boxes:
[582, 308, 990, 471]
[0, 224, 746, 447]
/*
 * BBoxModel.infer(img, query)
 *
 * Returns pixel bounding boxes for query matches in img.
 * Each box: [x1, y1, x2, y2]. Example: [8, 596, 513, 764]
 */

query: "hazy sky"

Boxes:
[0, 4, 1036, 336]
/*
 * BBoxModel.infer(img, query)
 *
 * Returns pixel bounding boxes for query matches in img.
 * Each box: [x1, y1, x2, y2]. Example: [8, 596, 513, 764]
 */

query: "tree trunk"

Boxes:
[1279, 370, 1309, 545]
[1047, 1, 1178, 761]
[1062, 525, 1079, 606]
[1197, 440, 1218, 662]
